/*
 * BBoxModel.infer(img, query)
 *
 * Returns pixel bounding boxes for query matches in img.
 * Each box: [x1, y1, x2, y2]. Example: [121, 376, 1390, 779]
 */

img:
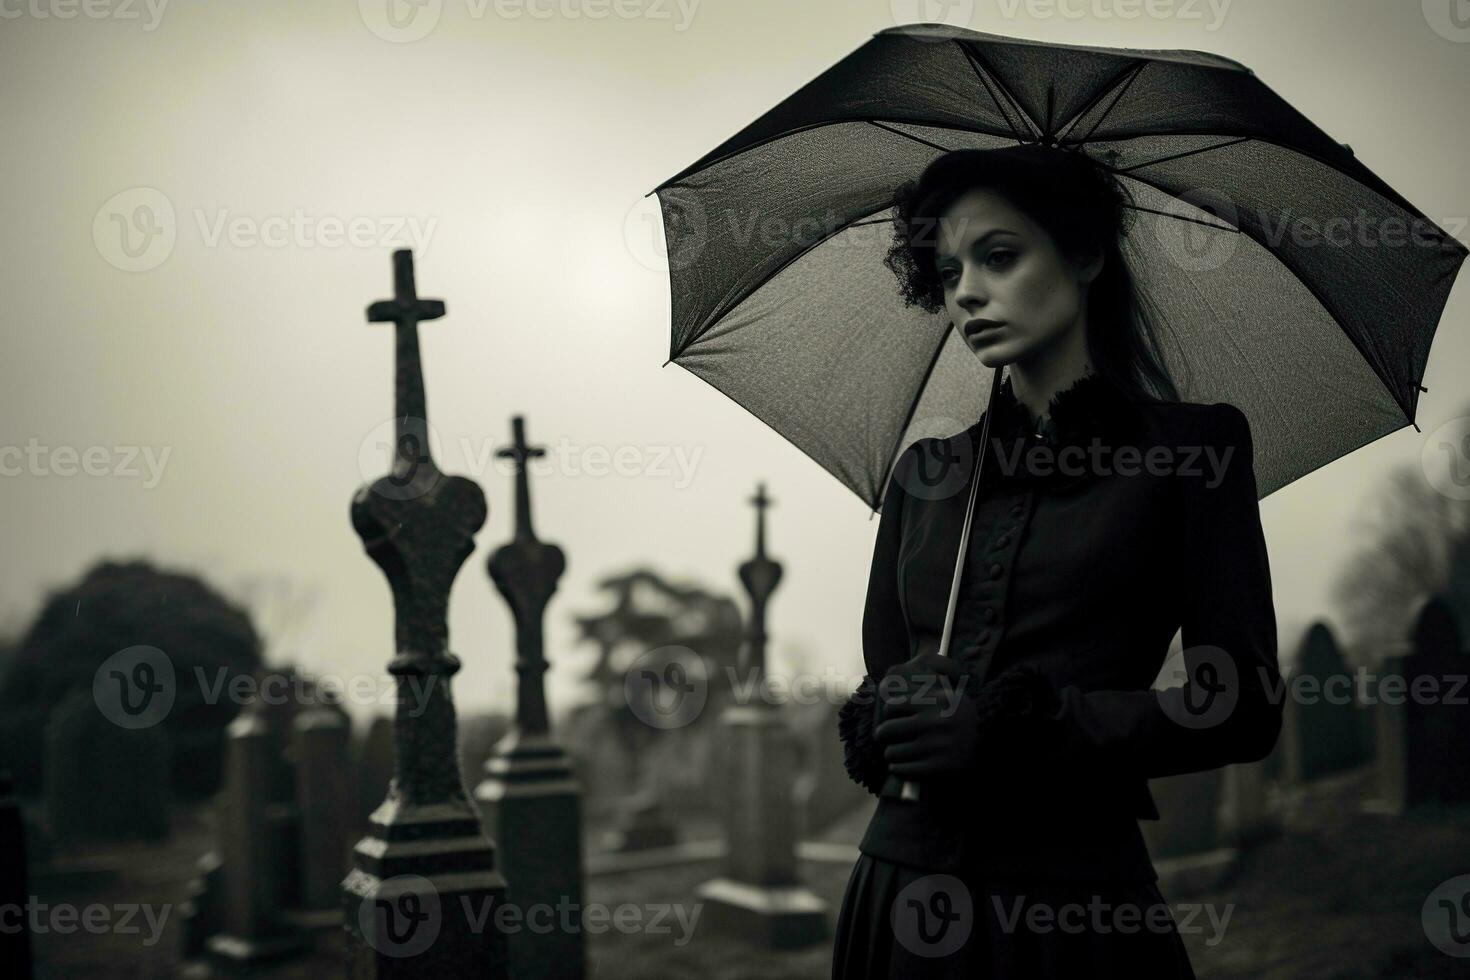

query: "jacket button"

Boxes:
[995, 534, 1011, 548]
[989, 562, 1004, 579]
[983, 607, 997, 623]
[978, 630, 993, 644]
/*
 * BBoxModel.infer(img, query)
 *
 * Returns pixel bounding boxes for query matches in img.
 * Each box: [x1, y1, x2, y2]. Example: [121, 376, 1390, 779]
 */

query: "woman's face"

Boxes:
[934, 187, 1101, 369]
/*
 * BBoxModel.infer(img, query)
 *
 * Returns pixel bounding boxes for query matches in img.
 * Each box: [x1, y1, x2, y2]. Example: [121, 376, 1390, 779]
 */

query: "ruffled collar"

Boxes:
[986, 370, 1136, 441]
[969, 370, 1147, 488]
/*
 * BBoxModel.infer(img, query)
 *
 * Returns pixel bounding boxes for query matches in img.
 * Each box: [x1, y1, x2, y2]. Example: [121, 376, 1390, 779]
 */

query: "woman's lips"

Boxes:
[963, 319, 1005, 343]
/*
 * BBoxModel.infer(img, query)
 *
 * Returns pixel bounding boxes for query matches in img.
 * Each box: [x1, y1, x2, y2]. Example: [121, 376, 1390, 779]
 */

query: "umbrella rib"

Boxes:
[1112, 136, 1254, 175]
[646, 116, 1022, 197]
[665, 353, 882, 511]
[1117, 167, 1413, 423]
[955, 41, 1037, 142]
[670, 199, 899, 360]
[1068, 61, 1150, 146]
[1055, 61, 1149, 145]
[1120, 202, 1238, 232]
[1068, 127, 1436, 224]
[867, 119, 952, 154]
[873, 325, 953, 518]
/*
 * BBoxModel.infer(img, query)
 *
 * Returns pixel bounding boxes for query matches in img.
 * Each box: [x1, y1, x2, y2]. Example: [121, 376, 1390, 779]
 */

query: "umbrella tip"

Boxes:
[661, 358, 673, 367]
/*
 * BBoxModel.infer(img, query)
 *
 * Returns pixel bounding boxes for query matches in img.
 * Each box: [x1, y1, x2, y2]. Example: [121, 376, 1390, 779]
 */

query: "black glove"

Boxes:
[875, 655, 1060, 780]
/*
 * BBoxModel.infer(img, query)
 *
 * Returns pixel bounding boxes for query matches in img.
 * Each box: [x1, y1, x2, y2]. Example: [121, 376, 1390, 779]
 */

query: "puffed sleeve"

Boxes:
[1035, 403, 1283, 778]
[836, 441, 916, 795]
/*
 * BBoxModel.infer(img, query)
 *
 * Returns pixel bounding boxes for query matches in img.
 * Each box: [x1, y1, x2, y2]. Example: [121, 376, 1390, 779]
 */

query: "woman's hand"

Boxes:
[873, 652, 981, 778]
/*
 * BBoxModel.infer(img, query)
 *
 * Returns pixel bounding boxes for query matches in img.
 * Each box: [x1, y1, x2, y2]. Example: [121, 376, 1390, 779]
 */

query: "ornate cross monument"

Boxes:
[342, 249, 508, 979]
[473, 415, 586, 980]
[695, 482, 828, 948]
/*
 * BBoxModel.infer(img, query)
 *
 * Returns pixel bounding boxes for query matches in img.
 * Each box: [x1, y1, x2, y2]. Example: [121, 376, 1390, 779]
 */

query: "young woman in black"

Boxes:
[831, 145, 1282, 979]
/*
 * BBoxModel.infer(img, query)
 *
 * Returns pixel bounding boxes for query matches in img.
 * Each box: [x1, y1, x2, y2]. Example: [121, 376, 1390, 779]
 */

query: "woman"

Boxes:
[831, 145, 1283, 979]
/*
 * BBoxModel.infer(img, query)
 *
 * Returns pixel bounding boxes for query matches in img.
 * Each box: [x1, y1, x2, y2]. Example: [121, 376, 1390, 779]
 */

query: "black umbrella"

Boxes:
[649, 23, 1466, 514]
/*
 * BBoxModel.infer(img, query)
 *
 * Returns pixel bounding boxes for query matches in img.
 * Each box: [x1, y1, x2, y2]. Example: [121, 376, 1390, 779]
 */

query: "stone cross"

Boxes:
[695, 481, 827, 948]
[490, 415, 562, 733]
[474, 415, 585, 980]
[343, 249, 508, 979]
[367, 248, 443, 494]
[737, 482, 781, 684]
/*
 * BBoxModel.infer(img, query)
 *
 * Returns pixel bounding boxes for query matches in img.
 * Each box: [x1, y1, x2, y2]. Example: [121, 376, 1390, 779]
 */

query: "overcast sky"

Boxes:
[1, 0, 1466, 720]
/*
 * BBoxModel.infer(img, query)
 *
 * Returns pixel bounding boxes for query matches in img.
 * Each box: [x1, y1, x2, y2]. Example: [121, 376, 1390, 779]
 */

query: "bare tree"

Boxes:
[1330, 405, 1470, 660]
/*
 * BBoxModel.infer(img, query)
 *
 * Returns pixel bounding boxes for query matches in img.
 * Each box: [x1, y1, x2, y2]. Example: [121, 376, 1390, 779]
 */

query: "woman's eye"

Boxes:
[987, 249, 1017, 269]
[938, 267, 959, 285]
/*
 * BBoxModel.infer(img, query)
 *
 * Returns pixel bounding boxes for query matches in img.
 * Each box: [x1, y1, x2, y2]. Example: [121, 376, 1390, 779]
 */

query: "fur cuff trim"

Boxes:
[837, 675, 889, 796]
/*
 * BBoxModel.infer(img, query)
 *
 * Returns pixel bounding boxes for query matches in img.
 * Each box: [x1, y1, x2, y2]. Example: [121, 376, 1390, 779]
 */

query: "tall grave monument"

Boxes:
[695, 483, 828, 948]
[342, 250, 509, 978]
[474, 415, 586, 980]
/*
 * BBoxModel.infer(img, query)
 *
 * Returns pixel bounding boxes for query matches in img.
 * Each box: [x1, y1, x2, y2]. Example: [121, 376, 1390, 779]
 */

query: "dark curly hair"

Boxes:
[884, 144, 1180, 402]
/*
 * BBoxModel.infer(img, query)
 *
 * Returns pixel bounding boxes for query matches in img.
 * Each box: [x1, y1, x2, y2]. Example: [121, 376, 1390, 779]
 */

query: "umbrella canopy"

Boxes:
[650, 24, 1467, 511]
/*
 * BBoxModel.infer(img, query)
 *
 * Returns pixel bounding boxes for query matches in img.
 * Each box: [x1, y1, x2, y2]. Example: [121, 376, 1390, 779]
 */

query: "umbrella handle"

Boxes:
[884, 363, 1006, 804]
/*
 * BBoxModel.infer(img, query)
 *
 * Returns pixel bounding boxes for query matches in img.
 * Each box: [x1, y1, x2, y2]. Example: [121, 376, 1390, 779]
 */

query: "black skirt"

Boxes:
[832, 852, 1198, 980]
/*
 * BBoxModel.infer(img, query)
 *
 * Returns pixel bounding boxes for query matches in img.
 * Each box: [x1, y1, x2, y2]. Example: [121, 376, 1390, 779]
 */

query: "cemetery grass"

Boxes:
[24, 766, 1470, 978]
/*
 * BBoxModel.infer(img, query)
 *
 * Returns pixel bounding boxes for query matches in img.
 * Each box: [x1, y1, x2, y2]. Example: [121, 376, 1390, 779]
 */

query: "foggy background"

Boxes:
[1, 0, 1466, 718]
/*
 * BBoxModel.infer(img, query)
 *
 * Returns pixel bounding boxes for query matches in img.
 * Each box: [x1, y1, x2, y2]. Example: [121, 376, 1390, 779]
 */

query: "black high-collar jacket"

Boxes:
[838, 370, 1282, 883]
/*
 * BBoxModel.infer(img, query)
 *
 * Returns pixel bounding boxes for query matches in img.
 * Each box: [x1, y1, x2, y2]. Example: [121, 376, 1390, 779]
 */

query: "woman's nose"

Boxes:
[954, 267, 988, 308]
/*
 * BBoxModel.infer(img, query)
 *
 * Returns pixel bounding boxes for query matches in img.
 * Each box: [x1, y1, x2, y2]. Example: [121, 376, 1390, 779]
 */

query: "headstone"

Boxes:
[43, 688, 170, 842]
[291, 699, 352, 919]
[1281, 622, 1367, 783]
[473, 415, 587, 980]
[1142, 768, 1222, 859]
[207, 700, 307, 964]
[695, 483, 828, 948]
[342, 250, 509, 979]
[355, 716, 395, 832]
[1374, 595, 1470, 812]
[0, 767, 34, 979]
[577, 606, 680, 854]
[1219, 759, 1278, 847]
[604, 789, 678, 851]
[789, 699, 872, 840]
[179, 851, 223, 962]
